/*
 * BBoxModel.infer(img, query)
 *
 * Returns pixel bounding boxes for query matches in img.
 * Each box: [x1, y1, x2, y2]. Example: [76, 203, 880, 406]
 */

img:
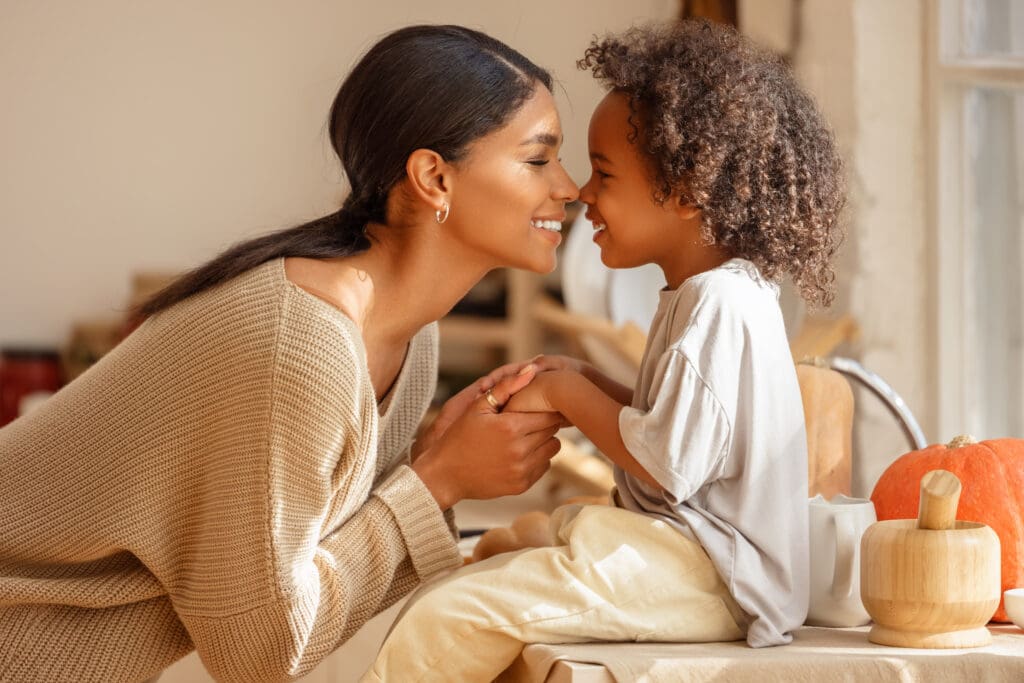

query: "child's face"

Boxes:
[579, 91, 704, 283]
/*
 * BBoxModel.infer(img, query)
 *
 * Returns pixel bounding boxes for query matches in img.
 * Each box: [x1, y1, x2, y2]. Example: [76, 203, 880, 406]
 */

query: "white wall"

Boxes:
[0, 0, 676, 348]
[845, 0, 931, 493]
[743, 0, 932, 494]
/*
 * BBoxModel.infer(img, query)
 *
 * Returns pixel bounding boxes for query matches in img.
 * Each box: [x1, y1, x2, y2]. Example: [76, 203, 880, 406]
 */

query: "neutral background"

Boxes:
[0, 0, 676, 345]
[1, 0, 963, 680]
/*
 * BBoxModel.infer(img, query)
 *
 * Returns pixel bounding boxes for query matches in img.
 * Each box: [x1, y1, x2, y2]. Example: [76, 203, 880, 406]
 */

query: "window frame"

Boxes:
[927, 0, 1024, 439]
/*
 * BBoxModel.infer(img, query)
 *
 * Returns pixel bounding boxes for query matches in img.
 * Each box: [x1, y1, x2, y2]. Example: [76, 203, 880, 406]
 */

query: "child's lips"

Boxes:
[585, 213, 607, 233]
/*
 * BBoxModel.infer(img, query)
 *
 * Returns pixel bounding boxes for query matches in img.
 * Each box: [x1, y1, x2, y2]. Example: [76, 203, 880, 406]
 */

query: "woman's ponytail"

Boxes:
[132, 203, 372, 320]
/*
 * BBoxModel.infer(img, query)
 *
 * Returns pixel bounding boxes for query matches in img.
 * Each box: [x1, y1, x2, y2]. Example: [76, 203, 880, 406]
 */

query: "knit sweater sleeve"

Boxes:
[173, 291, 461, 682]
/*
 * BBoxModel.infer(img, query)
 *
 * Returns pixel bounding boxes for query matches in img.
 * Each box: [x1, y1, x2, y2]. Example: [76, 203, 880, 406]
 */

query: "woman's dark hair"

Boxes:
[580, 20, 845, 307]
[136, 24, 552, 318]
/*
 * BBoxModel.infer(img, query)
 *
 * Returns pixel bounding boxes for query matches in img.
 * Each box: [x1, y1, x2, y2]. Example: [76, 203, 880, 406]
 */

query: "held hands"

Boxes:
[411, 354, 583, 460]
[411, 365, 563, 510]
[503, 370, 569, 414]
[411, 358, 540, 461]
[479, 353, 586, 417]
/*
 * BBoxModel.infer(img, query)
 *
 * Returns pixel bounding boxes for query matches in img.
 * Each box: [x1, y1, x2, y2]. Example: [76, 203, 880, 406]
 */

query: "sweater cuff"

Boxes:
[443, 508, 458, 537]
[373, 465, 461, 580]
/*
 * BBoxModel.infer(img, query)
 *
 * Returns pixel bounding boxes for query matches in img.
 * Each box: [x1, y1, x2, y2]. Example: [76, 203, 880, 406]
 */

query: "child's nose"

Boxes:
[578, 177, 595, 205]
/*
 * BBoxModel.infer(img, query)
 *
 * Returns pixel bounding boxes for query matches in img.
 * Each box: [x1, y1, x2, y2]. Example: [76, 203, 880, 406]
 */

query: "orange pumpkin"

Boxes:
[870, 435, 1024, 622]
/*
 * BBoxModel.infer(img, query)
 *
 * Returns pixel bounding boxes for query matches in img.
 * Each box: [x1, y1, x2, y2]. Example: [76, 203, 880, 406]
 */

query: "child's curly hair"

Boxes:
[579, 20, 845, 306]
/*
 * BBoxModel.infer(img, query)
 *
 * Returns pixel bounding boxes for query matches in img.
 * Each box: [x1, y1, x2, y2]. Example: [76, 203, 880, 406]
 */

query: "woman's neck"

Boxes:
[338, 221, 493, 348]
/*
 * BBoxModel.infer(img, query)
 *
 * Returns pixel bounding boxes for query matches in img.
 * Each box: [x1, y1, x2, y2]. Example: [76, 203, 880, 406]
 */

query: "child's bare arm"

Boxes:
[529, 354, 634, 405]
[505, 370, 660, 489]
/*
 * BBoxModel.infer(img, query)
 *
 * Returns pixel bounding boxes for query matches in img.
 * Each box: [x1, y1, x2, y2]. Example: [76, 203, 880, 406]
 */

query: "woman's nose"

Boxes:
[553, 162, 579, 203]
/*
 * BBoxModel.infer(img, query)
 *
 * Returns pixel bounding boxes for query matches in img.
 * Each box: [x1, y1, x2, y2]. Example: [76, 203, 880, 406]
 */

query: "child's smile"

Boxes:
[579, 92, 700, 282]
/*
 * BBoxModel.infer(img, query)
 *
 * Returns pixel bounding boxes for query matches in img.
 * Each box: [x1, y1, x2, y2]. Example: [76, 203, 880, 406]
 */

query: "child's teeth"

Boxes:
[531, 219, 562, 232]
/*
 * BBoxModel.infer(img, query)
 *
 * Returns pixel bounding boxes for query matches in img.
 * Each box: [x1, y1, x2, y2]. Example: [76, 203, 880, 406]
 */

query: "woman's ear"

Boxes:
[405, 148, 452, 213]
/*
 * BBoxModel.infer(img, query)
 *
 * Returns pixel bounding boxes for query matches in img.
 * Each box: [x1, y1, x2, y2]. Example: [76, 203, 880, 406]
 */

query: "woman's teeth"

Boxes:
[531, 219, 562, 232]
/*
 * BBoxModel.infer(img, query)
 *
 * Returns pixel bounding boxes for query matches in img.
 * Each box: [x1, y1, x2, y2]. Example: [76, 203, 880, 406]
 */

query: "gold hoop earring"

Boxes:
[435, 202, 450, 224]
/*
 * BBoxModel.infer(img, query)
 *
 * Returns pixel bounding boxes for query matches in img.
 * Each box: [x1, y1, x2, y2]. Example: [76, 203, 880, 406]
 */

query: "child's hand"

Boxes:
[504, 371, 563, 414]
[527, 354, 587, 375]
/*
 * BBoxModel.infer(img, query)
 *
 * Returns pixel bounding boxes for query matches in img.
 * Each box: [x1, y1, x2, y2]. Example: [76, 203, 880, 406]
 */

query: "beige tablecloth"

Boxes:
[498, 625, 1024, 682]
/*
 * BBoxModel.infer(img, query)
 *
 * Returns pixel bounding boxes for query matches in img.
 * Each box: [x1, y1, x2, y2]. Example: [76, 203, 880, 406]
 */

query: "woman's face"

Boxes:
[446, 85, 579, 274]
[579, 91, 682, 271]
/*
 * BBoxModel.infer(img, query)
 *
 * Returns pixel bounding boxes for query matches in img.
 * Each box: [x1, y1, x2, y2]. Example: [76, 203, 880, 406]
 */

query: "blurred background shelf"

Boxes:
[438, 269, 547, 363]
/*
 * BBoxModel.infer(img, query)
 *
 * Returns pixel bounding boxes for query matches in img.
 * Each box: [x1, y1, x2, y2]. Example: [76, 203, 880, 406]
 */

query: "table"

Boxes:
[497, 624, 1024, 682]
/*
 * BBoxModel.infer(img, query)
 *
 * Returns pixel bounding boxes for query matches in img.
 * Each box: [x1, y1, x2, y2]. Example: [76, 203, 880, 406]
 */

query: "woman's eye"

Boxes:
[527, 159, 550, 167]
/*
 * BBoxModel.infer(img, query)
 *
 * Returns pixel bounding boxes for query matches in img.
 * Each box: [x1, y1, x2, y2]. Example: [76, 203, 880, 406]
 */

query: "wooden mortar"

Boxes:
[860, 469, 1001, 648]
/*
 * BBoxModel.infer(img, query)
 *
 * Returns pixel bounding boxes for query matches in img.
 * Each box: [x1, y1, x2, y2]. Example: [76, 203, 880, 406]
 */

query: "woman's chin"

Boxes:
[523, 255, 557, 275]
[507, 248, 558, 274]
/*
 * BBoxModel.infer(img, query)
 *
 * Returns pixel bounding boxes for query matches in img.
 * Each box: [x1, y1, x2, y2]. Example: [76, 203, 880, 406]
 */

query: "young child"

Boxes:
[363, 19, 844, 682]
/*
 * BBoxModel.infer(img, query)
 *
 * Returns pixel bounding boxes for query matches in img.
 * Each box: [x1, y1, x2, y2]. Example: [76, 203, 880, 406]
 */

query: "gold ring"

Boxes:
[484, 389, 501, 410]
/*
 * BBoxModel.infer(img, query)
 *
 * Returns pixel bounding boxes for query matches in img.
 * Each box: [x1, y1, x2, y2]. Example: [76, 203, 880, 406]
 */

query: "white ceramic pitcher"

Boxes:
[806, 494, 876, 627]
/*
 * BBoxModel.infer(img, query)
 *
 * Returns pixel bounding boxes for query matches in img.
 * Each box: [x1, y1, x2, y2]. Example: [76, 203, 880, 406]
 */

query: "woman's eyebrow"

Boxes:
[520, 132, 561, 147]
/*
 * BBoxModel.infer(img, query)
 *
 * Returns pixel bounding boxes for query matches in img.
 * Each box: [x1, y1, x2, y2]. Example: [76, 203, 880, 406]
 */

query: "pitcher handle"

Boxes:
[831, 513, 856, 600]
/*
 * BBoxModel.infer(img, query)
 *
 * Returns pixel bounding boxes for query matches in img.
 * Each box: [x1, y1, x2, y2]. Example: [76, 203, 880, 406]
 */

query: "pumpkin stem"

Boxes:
[946, 434, 978, 449]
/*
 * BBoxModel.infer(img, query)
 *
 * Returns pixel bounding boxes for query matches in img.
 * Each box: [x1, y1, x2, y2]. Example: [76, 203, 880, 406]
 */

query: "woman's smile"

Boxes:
[531, 216, 564, 245]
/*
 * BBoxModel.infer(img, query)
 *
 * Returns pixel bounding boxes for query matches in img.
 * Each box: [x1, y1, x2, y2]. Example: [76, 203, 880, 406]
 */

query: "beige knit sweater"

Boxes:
[0, 258, 462, 683]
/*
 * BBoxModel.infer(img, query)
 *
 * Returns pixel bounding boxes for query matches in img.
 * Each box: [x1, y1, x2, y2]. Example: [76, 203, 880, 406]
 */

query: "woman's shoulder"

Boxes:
[141, 258, 366, 376]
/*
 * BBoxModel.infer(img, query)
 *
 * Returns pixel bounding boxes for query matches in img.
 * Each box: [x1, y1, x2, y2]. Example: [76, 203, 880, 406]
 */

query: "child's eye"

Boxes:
[596, 170, 611, 179]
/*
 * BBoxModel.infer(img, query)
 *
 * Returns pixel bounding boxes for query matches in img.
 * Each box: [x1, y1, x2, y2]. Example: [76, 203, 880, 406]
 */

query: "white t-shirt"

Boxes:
[615, 258, 809, 647]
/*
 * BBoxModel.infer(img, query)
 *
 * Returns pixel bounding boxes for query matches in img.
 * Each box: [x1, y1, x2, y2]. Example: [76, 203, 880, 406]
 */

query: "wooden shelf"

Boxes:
[438, 315, 512, 347]
[438, 269, 549, 366]
[438, 268, 548, 368]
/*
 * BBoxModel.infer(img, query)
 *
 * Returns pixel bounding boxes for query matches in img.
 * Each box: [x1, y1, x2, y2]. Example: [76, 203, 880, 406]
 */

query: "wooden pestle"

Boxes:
[917, 469, 961, 530]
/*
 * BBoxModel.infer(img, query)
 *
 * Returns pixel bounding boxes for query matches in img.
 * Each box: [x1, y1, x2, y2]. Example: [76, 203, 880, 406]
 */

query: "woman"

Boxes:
[0, 25, 577, 682]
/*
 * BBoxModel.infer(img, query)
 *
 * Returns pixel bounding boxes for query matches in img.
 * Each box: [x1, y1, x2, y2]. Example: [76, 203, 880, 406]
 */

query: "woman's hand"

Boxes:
[414, 355, 584, 459]
[411, 360, 538, 462]
[411, 367, 563, 509]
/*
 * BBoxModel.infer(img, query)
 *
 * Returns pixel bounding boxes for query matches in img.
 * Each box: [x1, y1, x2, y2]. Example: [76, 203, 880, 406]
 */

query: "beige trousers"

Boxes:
[362, 504, 746, 682]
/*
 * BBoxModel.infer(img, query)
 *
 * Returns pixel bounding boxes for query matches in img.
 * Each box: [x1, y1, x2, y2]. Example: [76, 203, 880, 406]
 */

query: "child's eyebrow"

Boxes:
[589, 152, 611, 164]
[520, 132, 561, 147]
